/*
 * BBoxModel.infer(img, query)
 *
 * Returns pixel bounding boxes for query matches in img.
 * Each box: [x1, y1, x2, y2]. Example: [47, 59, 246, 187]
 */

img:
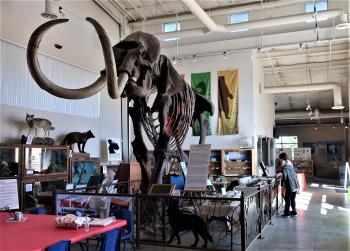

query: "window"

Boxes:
[305, 0, 327, 13]
[305, 0, 328, 22]
[275, 136, 298, 149]
[163, 22, 180, 33]
[229, 11, 249, 24]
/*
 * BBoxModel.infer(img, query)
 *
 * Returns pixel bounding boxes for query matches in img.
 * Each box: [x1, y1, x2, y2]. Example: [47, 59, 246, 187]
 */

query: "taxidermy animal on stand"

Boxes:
[26, 18, 214, 193]
[61, 130, 95, 153]
[167, 199, 213, 248]
[26, 113, 55, 137]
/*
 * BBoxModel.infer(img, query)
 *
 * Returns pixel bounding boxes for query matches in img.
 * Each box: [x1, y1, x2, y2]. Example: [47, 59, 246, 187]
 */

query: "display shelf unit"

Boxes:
[221, 148, 257, 177]
[0, 144, 70, 212]
[0, 144, 21, 178]
[292, 160, 314, 179]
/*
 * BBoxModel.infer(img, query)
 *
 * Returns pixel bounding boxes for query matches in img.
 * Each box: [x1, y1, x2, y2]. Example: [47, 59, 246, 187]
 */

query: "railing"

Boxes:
[53, 177, 281, 251]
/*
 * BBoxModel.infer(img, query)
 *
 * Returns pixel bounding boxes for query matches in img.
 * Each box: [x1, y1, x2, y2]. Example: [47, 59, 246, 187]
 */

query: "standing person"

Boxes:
[279, 152, 299, 217]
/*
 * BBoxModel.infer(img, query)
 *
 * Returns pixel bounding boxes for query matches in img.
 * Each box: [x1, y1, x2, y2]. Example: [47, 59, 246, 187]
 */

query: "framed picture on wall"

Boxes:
[106, 138, 122, 162]
[70, 158, 100, 186]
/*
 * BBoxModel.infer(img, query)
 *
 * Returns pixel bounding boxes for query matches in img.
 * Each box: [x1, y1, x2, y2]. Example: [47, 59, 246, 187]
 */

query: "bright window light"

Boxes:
[305, 0, 327, 13]
[310, 183, 319, 187]
[305, 0, 328, 22]
[276, 136, 298, 150]
[229, 11, 249, 24]
[163, 22, 180, 33]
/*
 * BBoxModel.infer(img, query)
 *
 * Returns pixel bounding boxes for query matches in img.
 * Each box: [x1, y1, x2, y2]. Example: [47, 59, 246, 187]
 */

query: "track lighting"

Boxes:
[192, 55, 197, 63]
[298, 43, 303, 52]
[223, 52, 227, 60]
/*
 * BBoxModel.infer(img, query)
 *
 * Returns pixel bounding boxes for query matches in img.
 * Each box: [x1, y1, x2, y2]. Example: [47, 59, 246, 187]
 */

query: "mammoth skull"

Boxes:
[27, 17, 160, 100]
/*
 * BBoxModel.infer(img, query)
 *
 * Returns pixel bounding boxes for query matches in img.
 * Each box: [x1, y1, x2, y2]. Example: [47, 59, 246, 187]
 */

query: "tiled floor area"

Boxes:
[134, 182, 350, 251]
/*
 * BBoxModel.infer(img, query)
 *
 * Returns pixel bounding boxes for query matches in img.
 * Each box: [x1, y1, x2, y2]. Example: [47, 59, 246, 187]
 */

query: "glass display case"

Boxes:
[0, 145, 21, 178]
[22, 178, 67, 213]
[23, 145, 69, 177]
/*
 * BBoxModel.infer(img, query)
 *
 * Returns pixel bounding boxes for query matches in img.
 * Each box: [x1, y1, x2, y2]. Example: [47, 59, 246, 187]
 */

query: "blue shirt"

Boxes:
[281, 161, 299, 192]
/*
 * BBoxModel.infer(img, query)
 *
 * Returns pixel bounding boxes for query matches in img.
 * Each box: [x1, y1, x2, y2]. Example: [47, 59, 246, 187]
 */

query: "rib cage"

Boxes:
[140, 84, 195, 151]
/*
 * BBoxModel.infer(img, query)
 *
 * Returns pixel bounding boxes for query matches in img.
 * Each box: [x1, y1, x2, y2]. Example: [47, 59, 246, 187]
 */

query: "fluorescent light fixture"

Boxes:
[163, 37, 181, 42]
[332, 105, 345, 110]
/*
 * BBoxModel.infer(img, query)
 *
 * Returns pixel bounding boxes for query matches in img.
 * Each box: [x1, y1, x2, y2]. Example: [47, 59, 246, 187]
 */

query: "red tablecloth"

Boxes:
[0, 213, 126, 251]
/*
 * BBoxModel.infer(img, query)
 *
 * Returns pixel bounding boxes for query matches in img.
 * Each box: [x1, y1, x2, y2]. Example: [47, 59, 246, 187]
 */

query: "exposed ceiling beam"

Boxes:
[126, 0, 147, 20]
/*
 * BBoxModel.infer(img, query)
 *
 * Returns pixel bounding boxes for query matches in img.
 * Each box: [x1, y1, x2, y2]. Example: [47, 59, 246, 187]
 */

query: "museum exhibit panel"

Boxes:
[0, 0, 349, 251]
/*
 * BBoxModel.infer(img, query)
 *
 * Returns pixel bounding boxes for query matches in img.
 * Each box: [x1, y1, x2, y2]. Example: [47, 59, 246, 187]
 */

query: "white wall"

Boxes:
[0, 0, 125, 161]
[252, 52, 274, 139]
[173, 51, 255, 149]
[0, 104, 100, 157]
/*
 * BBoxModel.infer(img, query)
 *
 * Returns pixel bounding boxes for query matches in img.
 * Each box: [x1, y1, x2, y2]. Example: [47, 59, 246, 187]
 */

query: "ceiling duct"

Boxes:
[41, 0, 58, 19]
[161, 0, 343, 41]
[275, 109, 344, 121]
[263, 83, 344, 110]
[180, 0, 226, 32]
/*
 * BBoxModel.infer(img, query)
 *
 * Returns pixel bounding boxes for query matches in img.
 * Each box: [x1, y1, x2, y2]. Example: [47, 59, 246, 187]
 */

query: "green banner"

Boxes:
[191, 72, 211, 136]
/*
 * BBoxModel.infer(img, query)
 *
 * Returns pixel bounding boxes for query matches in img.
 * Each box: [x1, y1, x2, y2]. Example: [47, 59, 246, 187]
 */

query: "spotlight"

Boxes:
[298, 43, 303, 52]
[315, 127, 318, 130]
[192, 55, 197, 63]
[223, 52, 227, 60]
[345, 125, 348, 129]
[332, 125, 336, 129]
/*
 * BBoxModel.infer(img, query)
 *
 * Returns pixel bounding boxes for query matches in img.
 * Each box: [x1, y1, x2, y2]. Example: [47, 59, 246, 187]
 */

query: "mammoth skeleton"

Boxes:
[27, 18, 214, 193]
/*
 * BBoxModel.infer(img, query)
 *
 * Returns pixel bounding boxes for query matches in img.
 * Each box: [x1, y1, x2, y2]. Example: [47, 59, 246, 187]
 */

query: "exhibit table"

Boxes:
[0, 213, 126, 251]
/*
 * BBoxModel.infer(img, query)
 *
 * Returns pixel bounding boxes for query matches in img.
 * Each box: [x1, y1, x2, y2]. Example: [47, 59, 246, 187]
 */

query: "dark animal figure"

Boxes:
[108, 139, 120, 153]
[167, 199, 213, 248]
[218, 76, 233, 119]
[26, 113, 55, 137]
[61, 130, 95, 153]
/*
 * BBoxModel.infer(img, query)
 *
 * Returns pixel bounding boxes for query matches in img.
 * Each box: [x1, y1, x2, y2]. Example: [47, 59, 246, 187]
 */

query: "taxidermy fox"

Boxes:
[61, 130, 95, 153]
[26, 113, 55, 137]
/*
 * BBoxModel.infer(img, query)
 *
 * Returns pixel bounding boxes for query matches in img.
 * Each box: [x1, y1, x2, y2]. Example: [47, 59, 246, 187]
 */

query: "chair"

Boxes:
[29, 207, 48, 215]
[46, 240, 71, 251]
[115, 210, 136, 251]
[99, 228, 121, 251]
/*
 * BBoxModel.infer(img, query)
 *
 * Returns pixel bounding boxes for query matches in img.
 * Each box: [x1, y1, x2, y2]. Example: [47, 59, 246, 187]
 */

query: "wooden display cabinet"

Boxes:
[0, 144, 21, 178]
[292, 160, 314, 179]
[115, 162, 142, 194]
[221, 148, 257, 176]
[22, 144, 69, 179]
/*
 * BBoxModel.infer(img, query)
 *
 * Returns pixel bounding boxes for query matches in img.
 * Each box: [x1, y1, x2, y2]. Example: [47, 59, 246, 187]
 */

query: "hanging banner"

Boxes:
[191, 72, 211, 136]
[217, 69, 239, 135]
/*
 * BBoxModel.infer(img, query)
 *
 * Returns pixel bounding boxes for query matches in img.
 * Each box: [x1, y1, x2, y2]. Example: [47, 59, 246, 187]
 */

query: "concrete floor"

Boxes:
[134, 182, 350, 251]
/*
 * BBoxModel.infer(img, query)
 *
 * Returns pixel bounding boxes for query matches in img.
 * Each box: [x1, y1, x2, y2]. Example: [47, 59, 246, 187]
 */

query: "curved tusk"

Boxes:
[27, 18, 106, 99]
[117, 72, 129, 97]
[86, 17, 124, 99]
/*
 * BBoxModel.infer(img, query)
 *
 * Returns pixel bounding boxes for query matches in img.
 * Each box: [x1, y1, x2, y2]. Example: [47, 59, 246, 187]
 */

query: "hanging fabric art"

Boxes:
[217, 69, 239, 135]
[191, 72, 211, 136]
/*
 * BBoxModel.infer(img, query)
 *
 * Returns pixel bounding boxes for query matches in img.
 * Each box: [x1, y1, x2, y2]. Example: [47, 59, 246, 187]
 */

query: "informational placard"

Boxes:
[0, 179, 19, 210]
[184, 144, 211, 191]
[294, 148, 311, 160]
[107, 138, 122, 161]
[149, 184, 175, 196]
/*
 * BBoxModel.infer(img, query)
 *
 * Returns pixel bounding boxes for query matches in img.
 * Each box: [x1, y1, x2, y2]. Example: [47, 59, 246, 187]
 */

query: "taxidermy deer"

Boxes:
[27, 18, 214, 193]
[26, 113, 55, 137]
